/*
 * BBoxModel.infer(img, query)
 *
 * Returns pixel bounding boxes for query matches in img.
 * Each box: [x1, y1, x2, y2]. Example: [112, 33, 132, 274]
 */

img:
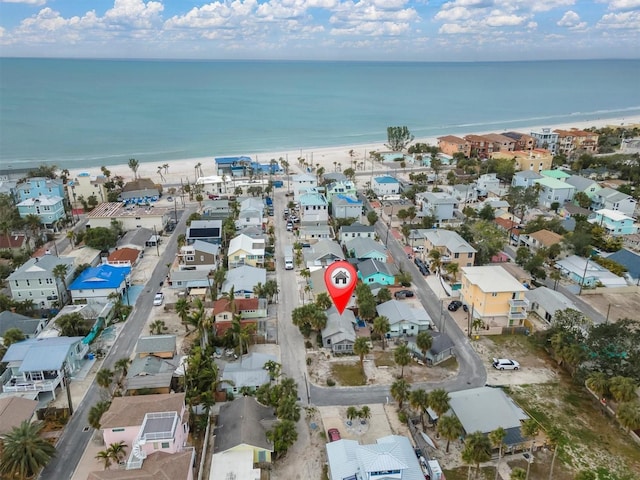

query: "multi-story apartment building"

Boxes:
[437, 135, 471, 158]
[530, 128, 559, 154]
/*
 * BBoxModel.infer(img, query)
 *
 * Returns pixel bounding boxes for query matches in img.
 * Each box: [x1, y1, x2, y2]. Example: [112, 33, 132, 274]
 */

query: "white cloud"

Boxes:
[104, 0, 163, 28]
[606, 0, 640, 10]
[486, 12, 526, 27]
[0, 0, 46, 4]
[557, 10, 587, 29]
[434, 6, 471, 22]
[439, 22, 473, 34]
[597, 10, 640, 28]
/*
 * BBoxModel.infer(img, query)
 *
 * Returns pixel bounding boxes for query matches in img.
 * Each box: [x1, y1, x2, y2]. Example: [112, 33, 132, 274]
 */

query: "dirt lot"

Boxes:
[578, 291, 640, 323]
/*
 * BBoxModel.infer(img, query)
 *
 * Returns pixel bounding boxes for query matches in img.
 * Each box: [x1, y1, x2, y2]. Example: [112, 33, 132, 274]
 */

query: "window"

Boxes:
[454, 253, 459, 259]
[161, 442, 170, 449]
[112, 428, 125, 432]
[492, 292, 498, 297]
[186, 256, 194, 262]
[468, 253, 473, 258]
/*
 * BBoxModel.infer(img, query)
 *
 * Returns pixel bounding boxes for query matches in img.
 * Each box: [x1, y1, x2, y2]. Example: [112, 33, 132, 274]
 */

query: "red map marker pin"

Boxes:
[324, 261, 358, 314]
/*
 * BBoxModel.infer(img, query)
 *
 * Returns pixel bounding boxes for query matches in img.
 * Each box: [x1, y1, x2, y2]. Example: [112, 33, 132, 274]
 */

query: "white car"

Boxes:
[153, 292, 164, 306]
[492, 358, 520, 370]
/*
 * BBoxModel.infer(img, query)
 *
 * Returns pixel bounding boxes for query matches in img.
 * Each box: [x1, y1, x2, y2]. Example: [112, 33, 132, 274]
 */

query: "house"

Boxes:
[519, 229, 564, 251]
[168, 269, 211, 290]
[483, 133, 516, 152]
[196, 174, 227, 194]
[227, 234, 266, 269]
[534, 177, 575, 209]
[17, 196, 66, 230]
[126, 356, 179, 396]
[68, 264, 131, 304]
[503, 131, 536, 151]
[511, 170, 543, 188]
[422, 331, 454, 365]
[298, 224, 333, 240]
[210, 450, 260, 480]
[321, 306, 356, 353]
[530, 128, 559, 154]
[16, 177, 65, 202]
[0, 179, 18, 200]
[589, 209, 638, 236]
[372, 176, 400, 197]
[88, 451, 194, 480]
[106, 247, 141, 267]
[446, 387, 529, 448]
[291, 173, 317, 200]
[8, 255, 75, 309]
[416, 191, 459, 226]
[99, 393, 190, 471]
[213, 396, 276, 464]
[66, 173, 107, 211]
[118, 227, 155, 251]
[357, 258, 398, 286]
[478, 198, 511, 218]
[186, 219, 223, 245]
[326, 435, 424, 480]
[42, 302, 114, 339]
[438, 135, 471, 157]
[607, 249, 640, 284]
[299, 192, 329, 224]
[413, 229, 476, 270]
[0, 396, 39, 439]
[177, 240, 220, 271]
[464, 134, 494, 158]
[555, 255, 627, 288]
[202, 199, 231, 220]
[215, 155, 253, 176]
[339, 222, 376, 243]
[525, 287, 580, 324]
[222, 265, 267, 298]
[376, 300, 432, 337]
[220, 352, 277, 394]
[445, 184, 478, 204]
[2, 336, 87, 400]
[118, 178, 161, 201]
[332, 194, 363, 219]
[237, 226, 266, 240]
[325, 180, 357, 204]
[136, 335, 177, 359]
[565, 175, 602, 199]
[0, 311, 47, 343]
[213, 297, 267, 336]
[460, 266, 529, 327]
[344, 237, 387, 262]
[87, 202, 170, 232]
[323, 172, 348, 183]
[304, 239, 345, 269]
[0, 233, 30, 252]
[510, 149, 553, 173]
[236, 197, 265, 230]
[591, 188, 637, 217]
[541, 169, 571, 181]
[476, 173, 501, 197]
[553, 128, 599, 156]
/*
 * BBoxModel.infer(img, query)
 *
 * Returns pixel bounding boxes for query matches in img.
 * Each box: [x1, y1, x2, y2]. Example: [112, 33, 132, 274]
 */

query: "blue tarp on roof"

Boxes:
[336, 194, 361, 204]
[69, 265, 131, 291]
[374, 176, 399, 184]
[215, 156, 252, 165]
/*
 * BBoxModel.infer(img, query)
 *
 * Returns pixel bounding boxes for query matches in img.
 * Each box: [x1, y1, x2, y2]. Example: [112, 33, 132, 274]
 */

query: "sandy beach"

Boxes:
[68, 115, 640, 188]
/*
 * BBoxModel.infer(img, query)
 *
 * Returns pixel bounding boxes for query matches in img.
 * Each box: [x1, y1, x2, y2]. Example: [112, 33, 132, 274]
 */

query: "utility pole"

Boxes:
[153, 225, 160, 256]
[63, 362, 73, 416]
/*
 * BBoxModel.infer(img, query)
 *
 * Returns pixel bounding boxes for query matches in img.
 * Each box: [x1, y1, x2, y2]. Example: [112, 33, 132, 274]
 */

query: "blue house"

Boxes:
[69, 264, 131, 304]
[215, 156, 253, 176]
[588, 209, 638, 236]
[17, 196, 66, 230]
[372, 176, 400, 197]
[357, 259, 398, 286]
[16, 177, 66, 202]
[606, 249, 640, 284]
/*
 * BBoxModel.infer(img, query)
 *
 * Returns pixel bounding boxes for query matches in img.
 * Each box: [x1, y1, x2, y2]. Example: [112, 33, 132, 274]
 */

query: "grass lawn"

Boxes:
[443, 466, 494, 480]
[331, 363, 366, 386]
[374, 350, 395, 367]
[438, 356, 458, 371]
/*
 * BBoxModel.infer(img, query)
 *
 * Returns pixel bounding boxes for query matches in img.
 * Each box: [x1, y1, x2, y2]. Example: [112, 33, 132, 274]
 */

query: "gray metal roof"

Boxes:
[2, 336, 84, 372]
[565, 175, 597, 191]
[376, 300, 431, 325]
[119, 227, 155, 249]
[189, 240, 220, 256]
[525, 287, 578, 316]
[0, 311, 43, 337]
[357, 258, 397, 279]
[344, 237, 386, 259]
[127, 356, 178, 390]
[322, 306, 356, 344]
[340, 222, 375, 234]
[214, 397, 276, 453]
[514, 170, 543, 179]
[8, 255, 74, 281]
[136, 335, 176, 354]
[221, 353, 277, 390]
[222, 265, 266, 293]
[304, 239, 344, 262]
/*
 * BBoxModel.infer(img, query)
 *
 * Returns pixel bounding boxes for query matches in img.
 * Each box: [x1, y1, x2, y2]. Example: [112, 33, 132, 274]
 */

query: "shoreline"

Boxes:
[65, 115, 640, 188]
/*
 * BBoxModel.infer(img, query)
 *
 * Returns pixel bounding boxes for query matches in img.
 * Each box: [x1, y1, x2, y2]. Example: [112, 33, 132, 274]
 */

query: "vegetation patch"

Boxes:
[330, 363, 366, 386]
[374, 351, 395, 367]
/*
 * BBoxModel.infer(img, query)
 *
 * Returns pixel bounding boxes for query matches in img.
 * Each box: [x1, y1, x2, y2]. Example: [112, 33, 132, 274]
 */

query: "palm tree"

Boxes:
[428, 249, 442, 274]
[616, 401, 640, 432]
[353, 337, 370, 371]
[266, 419, 298, 460]
[511, 468, 527, 480]
[359, 405, 371, 424]
[609, 376, 637, 403]
[394, 344, 411, 378]
[163, 163, 169, 175]
[546, 426, 564, 480]
[88, 400, 111, 429]
[128, 158, 139, 180]
[585, 371, 609, 399]
[264, 360, 282, 383]
[95, 449, 113, 470]
[416, 331, 432, 363]
[175, 298, 192, 333]
[461, 430, 492, 479]
[113, 357, 130, 387]
[522, 418, 539, 480]
[390, 378, 410, 409]
[489, 427, 507, 480]
[550, 269, 562, 290]
[346, 406, 359, 425]
[149, 319, 168, 335]
[24, 213, 42, 240]
[409, 389, 430, 429]
[96, 368, 114, 392]
[66, 230, 76, 248]
[438, 414, 463, 453]
[157, 166, 165, 182]
[0, 420, 56, 479]
[315, 292, 333, 310]
[429, 388, 451, 419]
[445, 262, 460, 282]
[373, 316, 390, 350]
[52, 263, 69, 305]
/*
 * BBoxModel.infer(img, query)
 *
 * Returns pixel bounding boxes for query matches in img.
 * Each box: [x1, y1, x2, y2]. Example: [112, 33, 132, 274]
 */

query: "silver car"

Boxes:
[492, 358, 520, 370]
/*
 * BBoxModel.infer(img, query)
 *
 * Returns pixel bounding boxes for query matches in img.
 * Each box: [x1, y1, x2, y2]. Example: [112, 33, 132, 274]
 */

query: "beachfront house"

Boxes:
[484, 133, 516, 153]
[87, 202, 169, 232]
[438, 135, 471, 158]
[17, 196, 66, 231]
[66, 173, 107, 210]
[534, 177, 575, 209]
[503, 131, 536, 151]
[227, 234, 266, 269]
[8, 255, 75, 309]
[119, 178, 161, 201]
[460, 265, 529, 328]
[292, 174, 317, 201]
[530, 128, 559, 154]
[554, 129, 599, 156]
[464, 134, 494, 158]
[588, 209, 638, 236]
[299, 192, 329, 224]
[215, 156, 253, 177]
[372, 176, 400, 197]
[321, 306, 356, 353]
[591, 188, 637, 217]
[16, 177, 66, 202]
[331, 195, 363, 220]
[416, 191, 459, 226]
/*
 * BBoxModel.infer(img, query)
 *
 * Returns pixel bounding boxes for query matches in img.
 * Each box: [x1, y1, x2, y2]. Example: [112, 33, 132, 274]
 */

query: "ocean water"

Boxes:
[1, 58, 639, 170]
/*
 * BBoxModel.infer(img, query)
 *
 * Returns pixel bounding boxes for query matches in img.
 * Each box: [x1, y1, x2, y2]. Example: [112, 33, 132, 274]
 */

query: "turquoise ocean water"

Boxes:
[1, 58, 639, 170]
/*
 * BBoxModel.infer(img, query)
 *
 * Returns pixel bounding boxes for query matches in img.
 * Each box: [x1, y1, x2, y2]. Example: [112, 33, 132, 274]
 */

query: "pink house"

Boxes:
[99, 393, 192, 474]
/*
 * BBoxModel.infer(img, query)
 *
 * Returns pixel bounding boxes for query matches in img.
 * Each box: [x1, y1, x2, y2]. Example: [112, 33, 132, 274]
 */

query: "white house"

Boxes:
[303, 239, 345, 269]
[291, 174, 317, 201]
[372, 176, 400, 197]
[376, 300, 432, 337]
[416, 191, 458, 226]
[591, 188, 637, 217]
[476, 173, 500, 196]
[236, 197, 265, 230]
[511, 171, 543, 188]
[339, 222, 376, 243]
[299, 192, 329, 224]
[534, 177, 575, 209]
[331, 195, 362, 220]
[87, 202, 170, 232]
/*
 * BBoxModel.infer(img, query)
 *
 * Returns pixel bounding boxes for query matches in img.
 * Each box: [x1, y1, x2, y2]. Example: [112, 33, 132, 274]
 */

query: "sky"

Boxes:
[0, 0, 639, 61]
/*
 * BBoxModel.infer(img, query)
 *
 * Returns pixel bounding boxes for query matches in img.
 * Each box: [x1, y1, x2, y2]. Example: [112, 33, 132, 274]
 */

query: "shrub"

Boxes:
[326, 378, 336, 387]
[306, 357, 312, 366]
[398, 411, 408, 424]
[305, 340, 313, 349]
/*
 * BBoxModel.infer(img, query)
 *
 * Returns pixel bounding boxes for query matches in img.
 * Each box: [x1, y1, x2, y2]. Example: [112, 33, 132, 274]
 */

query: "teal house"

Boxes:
[357, 259, 398, 286]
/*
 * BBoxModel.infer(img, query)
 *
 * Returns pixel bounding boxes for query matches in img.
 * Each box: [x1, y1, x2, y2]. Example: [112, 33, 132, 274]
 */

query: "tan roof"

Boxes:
[553, 128, 597, 137]
[213, 297, 259, 315]
[529, 229, 563, 247]
[100, 393, 185, 429]
[0, 396, 39, 436]
[464, 134, 493, 142]
[437, 135, 466, 144]
[122, 178, 157, 192]
[87, 451, 193, 480]
[107, 247, 140, 263]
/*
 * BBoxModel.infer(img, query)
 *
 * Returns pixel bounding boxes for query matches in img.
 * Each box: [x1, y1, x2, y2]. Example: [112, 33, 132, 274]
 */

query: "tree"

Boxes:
[95, 449, 113, 470]
[444, 262, 460, 283]
[438, 414, 463, 453]
[367, 210, 379, 226]
[489, 427, 507, 480]
[478, 203, 495, 221]
[149, 319, 168, 335]
[507, 185, 539, 224]
[546, 426, 564, 480]
[128, 158, 140, 179]
[88, 401, 111, 429]
[114, 357, 130, 385]
[84, 226, 118, 251]
[461, 430, 492, 479]
[609, 376, 637, 403]
[616, 401, 640, 432]
[0, 420, 56, 479]
[376, 287, 392, 304]
[56, 312, 90, 337]
[266, 419, 298, 460]
[346, 406, 359, 424]
[52, 263, 69, 303]
[429, 388, 450, 419]
[394, 344, 411, 378]
[416, 331, 432, 362]
[390, 378, 410, 409]
[175, 298, 192, 333]
[585, 372, 609, 399]
[359, 405, 371, 424]
[264, 360, 282, 383]
[511, 468, 527, 480]
[372, 316, 390, 350]
[386, 126, 414, 152]
[315, 292, 333, 311]
[573, 191, 592, 209]
[353, 337, 371, 371]
[522, 418, 539, 480]
[428, 249, 442, 274]
[3, 327, 26, 347]
[409, 389, 430, 429]
[96, 368, 114, 392]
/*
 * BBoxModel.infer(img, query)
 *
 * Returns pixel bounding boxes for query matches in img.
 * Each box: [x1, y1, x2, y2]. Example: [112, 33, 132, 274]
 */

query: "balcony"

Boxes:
[509, 298, 530, 308]
[4, 373, 62, 394]
[508, 310, 528, 321]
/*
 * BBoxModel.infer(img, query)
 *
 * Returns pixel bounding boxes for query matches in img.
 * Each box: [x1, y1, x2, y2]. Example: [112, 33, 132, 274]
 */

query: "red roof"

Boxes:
[494, 217, 518, 231]
[0, 234, 27, 249]
[213, 297, 259, 315]
[108, 247, 140, 263]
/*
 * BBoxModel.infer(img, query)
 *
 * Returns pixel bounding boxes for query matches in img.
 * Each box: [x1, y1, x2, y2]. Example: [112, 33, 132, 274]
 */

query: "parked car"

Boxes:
[286, 222, 294, 231]
[394, 289, 414, 299]
[492, 358, 520, 370]
[447, 300, 462, 311]
[414, 258, 429, 275]
[327, 428, 341, 442]
[153, 292, 164, 306]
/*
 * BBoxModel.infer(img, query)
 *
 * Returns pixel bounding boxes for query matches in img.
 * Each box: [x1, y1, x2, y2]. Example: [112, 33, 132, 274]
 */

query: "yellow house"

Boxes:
[460, 266, 529, 327]
[492, 149, 553, 174]
[227, 234, 266, 269]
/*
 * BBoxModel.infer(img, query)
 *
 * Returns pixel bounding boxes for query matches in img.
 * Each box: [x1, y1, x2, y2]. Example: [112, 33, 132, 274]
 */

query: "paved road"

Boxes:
[40, 206, 195, 480]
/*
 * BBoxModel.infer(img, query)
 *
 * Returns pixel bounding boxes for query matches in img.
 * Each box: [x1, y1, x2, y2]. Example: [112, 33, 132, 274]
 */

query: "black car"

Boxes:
[394, 289, 414, 299]
[414, 258, 430, 275]
[448, 300, 463, 311]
